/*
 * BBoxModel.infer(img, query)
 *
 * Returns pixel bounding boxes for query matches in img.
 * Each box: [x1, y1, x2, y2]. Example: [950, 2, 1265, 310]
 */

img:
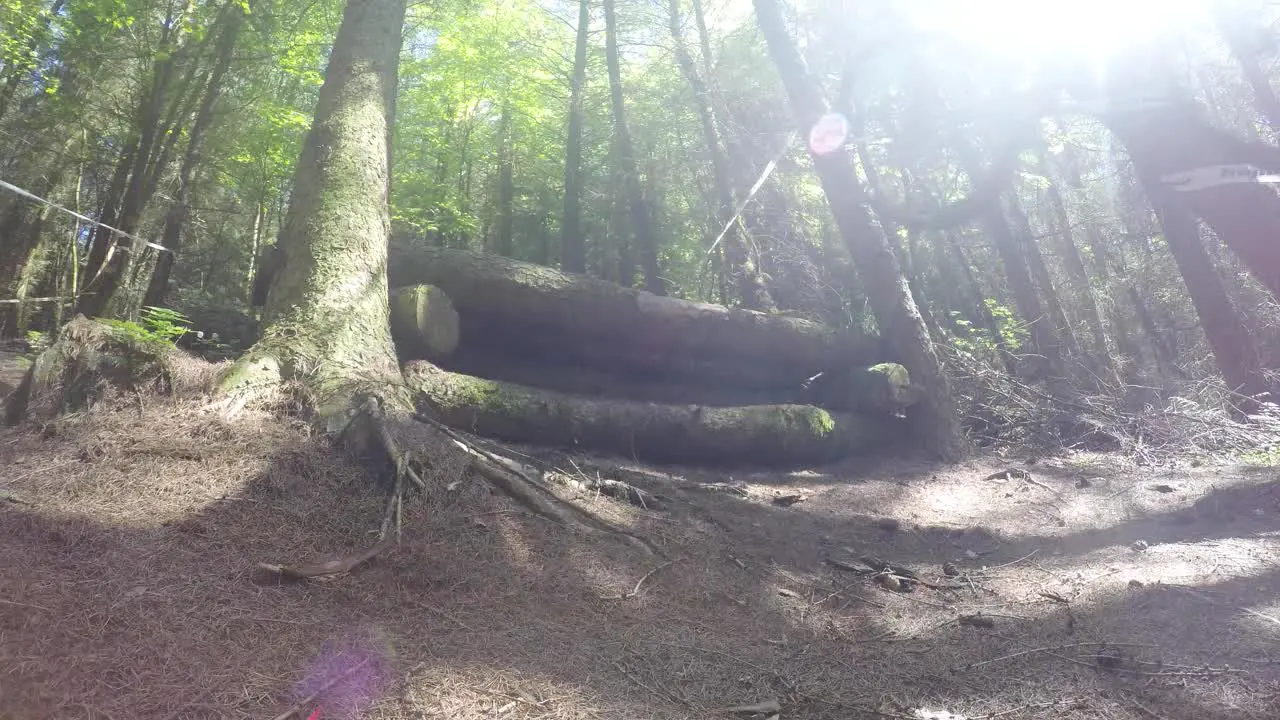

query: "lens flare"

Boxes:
[808, 113, 849, 156]
[295, 631, 394, 719]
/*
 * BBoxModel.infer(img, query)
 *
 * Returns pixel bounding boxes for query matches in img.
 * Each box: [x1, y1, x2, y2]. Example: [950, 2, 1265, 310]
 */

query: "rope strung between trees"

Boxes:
[0, 177, 171, 254]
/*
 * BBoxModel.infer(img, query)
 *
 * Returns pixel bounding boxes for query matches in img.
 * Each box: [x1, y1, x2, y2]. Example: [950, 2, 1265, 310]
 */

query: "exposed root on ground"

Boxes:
[414, 411, 661, 556]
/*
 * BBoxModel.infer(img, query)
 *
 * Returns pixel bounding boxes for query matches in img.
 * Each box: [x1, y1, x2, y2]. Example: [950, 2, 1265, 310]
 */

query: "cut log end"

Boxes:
[390, 284, 460, 359]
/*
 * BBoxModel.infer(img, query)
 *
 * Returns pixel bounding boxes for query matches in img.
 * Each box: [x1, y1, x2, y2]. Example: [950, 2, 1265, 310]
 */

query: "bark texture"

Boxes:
[389, 284, 460, 359]
[227, 0, 409, 420]
[404, 360, 900, 467]
[386, 243, 885, 384]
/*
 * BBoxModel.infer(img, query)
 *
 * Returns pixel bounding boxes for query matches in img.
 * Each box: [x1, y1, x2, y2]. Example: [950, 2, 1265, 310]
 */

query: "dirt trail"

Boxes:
[0, 392, 1278, 719]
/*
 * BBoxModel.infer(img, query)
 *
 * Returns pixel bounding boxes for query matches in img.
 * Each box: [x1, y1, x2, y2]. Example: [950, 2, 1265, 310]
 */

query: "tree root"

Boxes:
[413, 412, 662, 556]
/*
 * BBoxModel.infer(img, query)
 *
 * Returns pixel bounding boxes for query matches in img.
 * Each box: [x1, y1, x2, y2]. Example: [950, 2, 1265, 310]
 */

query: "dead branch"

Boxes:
[622, 558, 680, 599]
[255, 537, 396, 581]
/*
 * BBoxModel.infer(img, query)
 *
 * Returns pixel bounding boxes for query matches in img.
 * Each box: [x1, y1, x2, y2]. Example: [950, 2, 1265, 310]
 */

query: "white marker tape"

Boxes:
[0, 178, 171, 252]
[1161, 164, 1280, 192]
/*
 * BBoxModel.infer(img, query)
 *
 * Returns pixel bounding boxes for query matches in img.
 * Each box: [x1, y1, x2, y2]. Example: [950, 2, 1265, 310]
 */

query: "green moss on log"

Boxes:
[404, 360, 900, 467]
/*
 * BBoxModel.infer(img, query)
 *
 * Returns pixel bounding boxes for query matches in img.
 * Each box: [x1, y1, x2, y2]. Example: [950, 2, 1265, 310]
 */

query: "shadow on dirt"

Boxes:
[1, 410, 1278, 720]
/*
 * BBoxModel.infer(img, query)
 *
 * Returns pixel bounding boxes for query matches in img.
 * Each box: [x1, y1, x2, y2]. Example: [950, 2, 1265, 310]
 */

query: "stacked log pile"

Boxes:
[387, 243, 918, 466]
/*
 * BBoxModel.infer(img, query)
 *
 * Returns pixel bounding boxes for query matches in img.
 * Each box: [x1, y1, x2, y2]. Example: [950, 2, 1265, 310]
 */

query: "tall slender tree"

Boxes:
[602, 0, 663, 294]
[752, 0, 966, 460]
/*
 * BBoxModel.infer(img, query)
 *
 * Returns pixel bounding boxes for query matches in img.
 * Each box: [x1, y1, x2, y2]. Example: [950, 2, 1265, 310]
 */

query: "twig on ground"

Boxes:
[623, 558, 680, 599]
[0, 488, 34, 505]
[255, 537, 396, 581]
[377, 452, 406, 541]
[1022, 474, 1064, 500]
[408, 600, 475, 631]
[0, 598, 49, 610]
[977, 698, 1085, 719]
[985, 549, 1038, 570]
[1129, 697, 1172, 720]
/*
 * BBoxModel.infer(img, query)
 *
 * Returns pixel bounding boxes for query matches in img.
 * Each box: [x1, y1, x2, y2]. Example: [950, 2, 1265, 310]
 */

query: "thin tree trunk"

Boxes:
[1036, 153, 1112, 366]
[950, 136, 1062, 371]
[495, 101, 515, 258]
[1008, 197, 1079, 358]
[856, 131, 939, 337]
[668, 0, 772, 310]
[1145, 188, 1269, 407]
[690, 0, 715, 82]
[559, 0, 590, 273]
[143, 1, 245, 308]
[76, 6, 193, 318]
[602, 0, 663, 295]
[752, 0, 965, 461]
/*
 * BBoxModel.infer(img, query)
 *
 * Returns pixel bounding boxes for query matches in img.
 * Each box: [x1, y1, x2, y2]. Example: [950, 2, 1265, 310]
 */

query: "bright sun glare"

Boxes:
[900, 0, 1216, 70]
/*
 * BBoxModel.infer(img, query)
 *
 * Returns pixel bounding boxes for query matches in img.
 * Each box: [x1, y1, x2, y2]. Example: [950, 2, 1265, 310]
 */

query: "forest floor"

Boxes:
[1, 380, 1279, 719]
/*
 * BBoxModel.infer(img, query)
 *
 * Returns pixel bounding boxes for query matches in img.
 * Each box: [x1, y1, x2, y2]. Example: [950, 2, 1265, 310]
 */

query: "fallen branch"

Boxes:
[547, 465, 666, 511]
[255, 537, 396, 581]
[0, 488, 34, 506]
[622, 558, 680, 599]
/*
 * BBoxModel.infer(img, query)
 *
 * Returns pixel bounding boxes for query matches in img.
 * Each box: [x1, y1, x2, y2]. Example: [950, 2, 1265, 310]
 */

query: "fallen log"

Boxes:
[389, 284, 460, 359]
[386, 243, 887, 379]
[434, 345, 918, 414]
[403, 360, 902, 467]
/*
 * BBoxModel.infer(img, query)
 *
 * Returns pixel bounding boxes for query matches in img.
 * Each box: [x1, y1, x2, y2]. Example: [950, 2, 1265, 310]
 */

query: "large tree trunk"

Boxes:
[751, 0, 966, 461]
[602, 0, 663, 295]
[389, 284, 460, 359]
[143, 2, 245, 309]
[668, 0, 773, 311]
[224, 0, 408, 420]
[1145, 192, 1269, 406]
[1083, 65, 1280, 301]
[403, 361, 899, 467]
[559, 0, 590, 273]
[386, 243, 884, 384]
[1215, 6, 1280, 135]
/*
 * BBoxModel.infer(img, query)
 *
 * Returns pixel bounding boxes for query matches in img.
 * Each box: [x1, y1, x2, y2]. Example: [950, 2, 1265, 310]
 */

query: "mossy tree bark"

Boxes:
[404, 361, 899, 467]
[224, 0, 409, 421]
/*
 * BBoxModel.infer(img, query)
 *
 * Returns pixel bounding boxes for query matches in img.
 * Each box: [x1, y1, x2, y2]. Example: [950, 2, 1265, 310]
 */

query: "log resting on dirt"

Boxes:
[386, 243, 888, 382]
[435, 345, 919, 414]
[403, 360, 903, 466]
[389, 284, 460, 359]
